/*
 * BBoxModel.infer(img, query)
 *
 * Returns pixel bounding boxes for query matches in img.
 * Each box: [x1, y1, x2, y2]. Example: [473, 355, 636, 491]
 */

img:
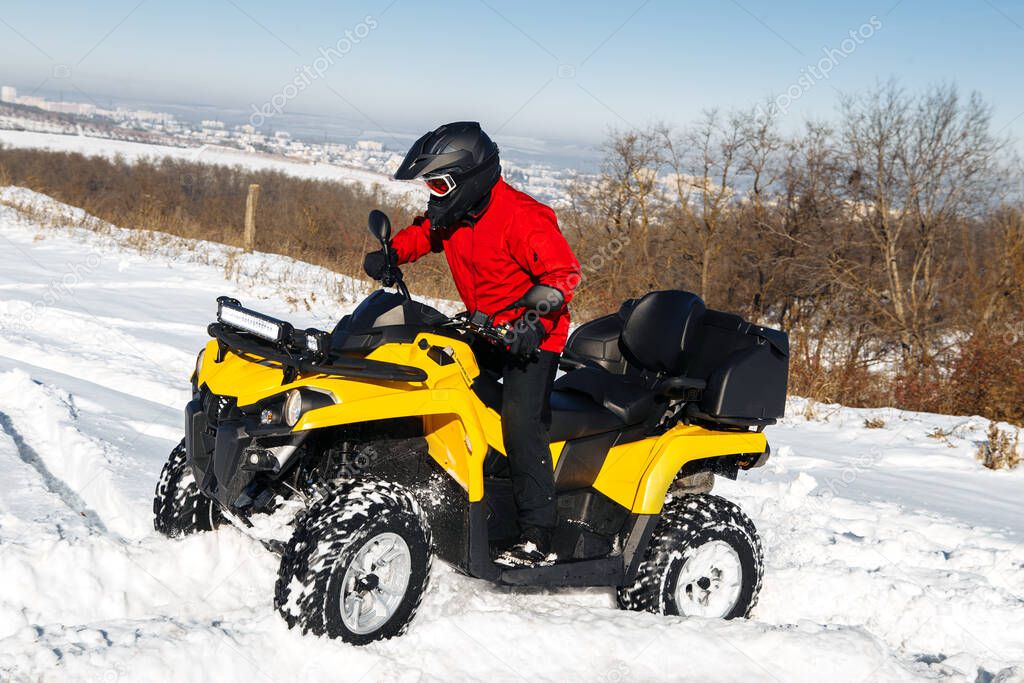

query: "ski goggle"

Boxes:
[422, 173, 457, 197]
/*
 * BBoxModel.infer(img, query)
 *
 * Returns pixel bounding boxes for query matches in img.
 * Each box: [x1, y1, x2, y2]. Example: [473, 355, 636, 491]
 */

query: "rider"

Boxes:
[363, 122, 581, 566]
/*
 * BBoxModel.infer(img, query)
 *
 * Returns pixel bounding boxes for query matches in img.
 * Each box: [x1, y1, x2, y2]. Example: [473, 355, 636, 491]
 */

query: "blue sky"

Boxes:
[2, 0, 1023, 151]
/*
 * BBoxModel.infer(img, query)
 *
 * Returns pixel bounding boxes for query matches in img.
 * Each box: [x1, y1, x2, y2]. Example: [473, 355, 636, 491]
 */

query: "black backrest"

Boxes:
[563, 312, 633, 375]
[618, 290, 706, 375]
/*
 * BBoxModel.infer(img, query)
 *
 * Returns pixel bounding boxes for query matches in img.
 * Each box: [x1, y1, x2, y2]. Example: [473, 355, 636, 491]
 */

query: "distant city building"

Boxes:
[46, 101, 96, 116]
[356, 140, 383, 152]
[0, 86, 16, 103]
[201, 119, 225, 129]
[133, 110, 170, 122]
[18, 95, 46, 110]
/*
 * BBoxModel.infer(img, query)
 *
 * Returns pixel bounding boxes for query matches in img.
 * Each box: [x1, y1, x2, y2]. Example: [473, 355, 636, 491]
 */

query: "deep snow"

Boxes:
[0, 188, 1022, 682]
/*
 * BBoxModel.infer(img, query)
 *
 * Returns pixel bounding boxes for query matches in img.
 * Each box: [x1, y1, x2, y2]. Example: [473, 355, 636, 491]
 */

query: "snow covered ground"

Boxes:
[0, 188, 1022, 682]
[0, 129, 426, 205]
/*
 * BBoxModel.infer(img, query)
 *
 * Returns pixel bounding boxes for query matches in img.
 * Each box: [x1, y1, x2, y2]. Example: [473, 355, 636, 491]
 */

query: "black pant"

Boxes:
[478, 346, 559, 530]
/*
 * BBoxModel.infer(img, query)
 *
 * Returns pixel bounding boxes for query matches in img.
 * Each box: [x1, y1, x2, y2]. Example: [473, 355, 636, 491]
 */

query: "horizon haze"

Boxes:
[2, 0, 1024, 159]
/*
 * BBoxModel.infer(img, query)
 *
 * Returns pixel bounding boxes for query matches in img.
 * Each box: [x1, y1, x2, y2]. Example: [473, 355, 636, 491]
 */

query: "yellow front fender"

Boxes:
[297, 387, 492, 500]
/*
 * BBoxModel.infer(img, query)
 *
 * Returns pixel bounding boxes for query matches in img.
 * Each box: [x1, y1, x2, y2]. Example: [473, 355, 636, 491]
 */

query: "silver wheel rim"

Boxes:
[674, 540, 743, 618]
[339, 532, 412, 635]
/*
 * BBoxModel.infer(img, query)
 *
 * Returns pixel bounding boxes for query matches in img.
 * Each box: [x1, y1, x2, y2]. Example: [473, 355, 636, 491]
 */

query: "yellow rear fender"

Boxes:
[634, 427, 767, 514]
[593, 425, 767, 514]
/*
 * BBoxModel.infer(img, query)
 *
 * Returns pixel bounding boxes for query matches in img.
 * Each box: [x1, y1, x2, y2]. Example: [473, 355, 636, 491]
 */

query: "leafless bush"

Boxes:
[976, 423, 1021, 470]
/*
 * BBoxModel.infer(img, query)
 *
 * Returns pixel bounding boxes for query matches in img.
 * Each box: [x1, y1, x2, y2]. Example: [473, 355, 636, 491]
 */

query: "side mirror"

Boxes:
[514, 285, 565, 313]
[368, 210, 392, 246]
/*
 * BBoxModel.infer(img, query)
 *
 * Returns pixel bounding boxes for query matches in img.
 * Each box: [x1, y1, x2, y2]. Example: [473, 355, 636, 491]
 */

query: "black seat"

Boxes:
[555, 291, 707, 422]
[471, 373, 625, 441]
[552, 367, 656, 424]
[548, 390, 626, 441]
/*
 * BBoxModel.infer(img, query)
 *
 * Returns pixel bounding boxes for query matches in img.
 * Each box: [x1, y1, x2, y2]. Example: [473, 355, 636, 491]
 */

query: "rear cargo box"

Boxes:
[691, 310, 788, 423]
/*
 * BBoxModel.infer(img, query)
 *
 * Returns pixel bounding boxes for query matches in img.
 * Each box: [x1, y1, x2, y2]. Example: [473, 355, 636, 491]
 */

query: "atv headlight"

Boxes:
[284, 389, 303, 427]
[257, 389, 335, 428]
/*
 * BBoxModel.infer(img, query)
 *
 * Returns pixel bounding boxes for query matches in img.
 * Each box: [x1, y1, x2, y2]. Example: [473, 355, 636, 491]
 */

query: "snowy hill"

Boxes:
[0, 189, 1021, 682]
[0, 129, 427, 204]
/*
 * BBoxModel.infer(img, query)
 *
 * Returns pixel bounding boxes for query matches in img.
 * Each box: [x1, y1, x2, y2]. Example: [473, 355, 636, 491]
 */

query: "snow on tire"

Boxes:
[274, 478, 432, 645]
[617, 493, 763, 619]
[152, 439, 220, 537]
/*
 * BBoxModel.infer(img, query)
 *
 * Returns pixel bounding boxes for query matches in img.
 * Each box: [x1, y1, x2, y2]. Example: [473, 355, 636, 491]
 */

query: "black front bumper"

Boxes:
[185, 390, 255, 509]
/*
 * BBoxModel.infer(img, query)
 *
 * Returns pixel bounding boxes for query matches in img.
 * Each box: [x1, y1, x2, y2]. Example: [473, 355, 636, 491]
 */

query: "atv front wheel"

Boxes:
[153, 439, 221, 537]
[617, 493, 763, 619]
[274, 479, 432, 645]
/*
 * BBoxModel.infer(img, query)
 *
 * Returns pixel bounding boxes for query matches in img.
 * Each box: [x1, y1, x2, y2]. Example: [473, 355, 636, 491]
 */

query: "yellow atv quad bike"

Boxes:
[153, 211, 789, 645]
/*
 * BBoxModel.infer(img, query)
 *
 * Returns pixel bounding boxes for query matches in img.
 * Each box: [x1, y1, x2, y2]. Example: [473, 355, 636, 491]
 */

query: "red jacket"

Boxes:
[392, 178, 580, 352]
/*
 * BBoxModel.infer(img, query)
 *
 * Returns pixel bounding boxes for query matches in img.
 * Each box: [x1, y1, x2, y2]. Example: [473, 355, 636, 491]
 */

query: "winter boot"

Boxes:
[494, 526, 556, 568]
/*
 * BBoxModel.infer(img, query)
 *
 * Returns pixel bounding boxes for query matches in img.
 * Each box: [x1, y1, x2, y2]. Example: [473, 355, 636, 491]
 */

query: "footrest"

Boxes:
[498, 555, 624, 587]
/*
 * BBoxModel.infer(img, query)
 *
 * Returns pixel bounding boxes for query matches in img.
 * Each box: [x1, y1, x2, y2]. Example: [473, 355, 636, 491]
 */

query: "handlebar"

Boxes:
[445, 311, 511, 347]
[378, 265, 410, 299]
[370, 223, 410, 299]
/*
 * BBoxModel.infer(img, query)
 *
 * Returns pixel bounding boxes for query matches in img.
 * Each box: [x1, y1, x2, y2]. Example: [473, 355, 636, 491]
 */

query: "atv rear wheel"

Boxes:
[153, 440, 221, 537]
[617, 493, 763, 619]
[274, 479, 432, 645]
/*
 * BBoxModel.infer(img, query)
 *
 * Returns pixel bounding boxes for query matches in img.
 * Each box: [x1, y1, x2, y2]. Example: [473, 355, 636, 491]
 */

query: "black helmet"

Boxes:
[394, 121, 501, 231]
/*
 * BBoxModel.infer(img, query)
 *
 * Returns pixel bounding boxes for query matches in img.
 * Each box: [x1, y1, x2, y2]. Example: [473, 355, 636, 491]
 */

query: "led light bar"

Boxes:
[217, 297, 289, 343]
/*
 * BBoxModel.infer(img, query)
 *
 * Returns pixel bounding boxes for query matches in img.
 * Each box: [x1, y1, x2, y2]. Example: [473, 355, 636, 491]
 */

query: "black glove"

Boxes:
[363, 249, 399, 282]
[503, 313, 547, 357]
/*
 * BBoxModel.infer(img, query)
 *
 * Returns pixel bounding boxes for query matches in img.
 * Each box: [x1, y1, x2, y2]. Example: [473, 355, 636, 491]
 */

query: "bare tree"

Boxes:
[603, 128, 664, 262]
[562, 127, 665, 308]
[662, 110, 746, 301]
[836, 81, 1001, 368]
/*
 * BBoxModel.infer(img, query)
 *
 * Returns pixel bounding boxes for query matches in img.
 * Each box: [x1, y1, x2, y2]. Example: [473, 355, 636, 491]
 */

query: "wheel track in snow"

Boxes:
[0, 370, 150, 539]
[0, 409, 107, 534]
